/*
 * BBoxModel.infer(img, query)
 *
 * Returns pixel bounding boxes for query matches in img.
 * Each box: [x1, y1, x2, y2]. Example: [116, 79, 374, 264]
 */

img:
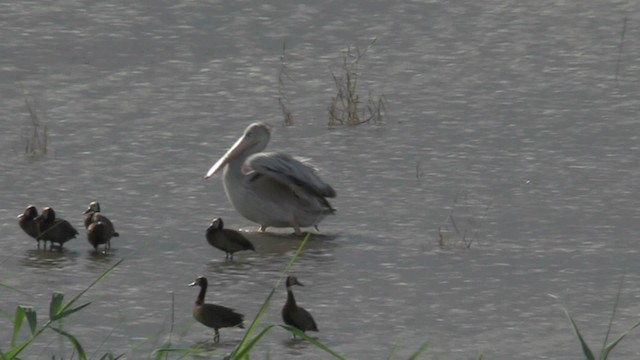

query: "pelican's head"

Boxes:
[205, 122, 272, 178]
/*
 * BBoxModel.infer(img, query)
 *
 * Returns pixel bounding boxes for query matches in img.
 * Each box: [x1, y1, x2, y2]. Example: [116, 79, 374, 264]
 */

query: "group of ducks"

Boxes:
[17, 201, 119, 252]
[199, 219, 319, 342]
[17, 204, 318, 343]
[189, 275, 318, 343]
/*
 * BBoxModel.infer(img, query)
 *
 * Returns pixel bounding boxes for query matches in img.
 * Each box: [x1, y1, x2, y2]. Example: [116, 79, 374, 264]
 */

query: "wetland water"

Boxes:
[2, 1, 640, 359]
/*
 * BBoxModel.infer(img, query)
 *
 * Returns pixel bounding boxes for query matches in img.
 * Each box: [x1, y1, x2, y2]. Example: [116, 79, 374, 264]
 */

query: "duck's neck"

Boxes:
[286, 287, 297, 307]
[84, 212, 95, 228]
[196, 284, 207, 306]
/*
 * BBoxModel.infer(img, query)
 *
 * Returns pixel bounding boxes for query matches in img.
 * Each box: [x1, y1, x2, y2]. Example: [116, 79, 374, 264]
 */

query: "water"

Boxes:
[2, 1, 640, 359]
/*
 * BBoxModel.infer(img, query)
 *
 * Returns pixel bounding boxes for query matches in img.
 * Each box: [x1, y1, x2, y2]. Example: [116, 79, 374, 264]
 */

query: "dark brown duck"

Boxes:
[188, 276, 245, 343]
[206, 217, 255, 260]
[281, 275, 318, 337]
[83, 201, 119, 252]
[18, 205, 42, 247]
[35, 207, 78, 250]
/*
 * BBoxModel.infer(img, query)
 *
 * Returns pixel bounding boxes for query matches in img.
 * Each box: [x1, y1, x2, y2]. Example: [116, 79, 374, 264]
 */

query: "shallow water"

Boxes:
[2, 1, 640, 359]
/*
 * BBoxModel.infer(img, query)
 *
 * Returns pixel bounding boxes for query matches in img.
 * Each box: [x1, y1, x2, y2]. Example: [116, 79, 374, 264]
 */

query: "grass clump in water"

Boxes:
[435, 190, 493, 249]
[277, 41, 294, 127]
[328, 38, 387, 127]
[20, 91, 49, 158]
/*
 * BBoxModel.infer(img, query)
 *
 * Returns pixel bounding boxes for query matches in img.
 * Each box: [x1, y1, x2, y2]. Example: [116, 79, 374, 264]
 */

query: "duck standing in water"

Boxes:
[83, 201, 119, 252]
[281, 275, 318, 338]
[35, 207, 78, 250]
[204, 122, 336, 235]
[188, 276, 245, 343]
[18, 205, 43, 247]
[206, 217, 255, 260]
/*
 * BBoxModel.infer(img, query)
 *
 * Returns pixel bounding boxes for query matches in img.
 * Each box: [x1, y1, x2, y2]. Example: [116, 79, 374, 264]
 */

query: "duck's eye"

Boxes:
[246, 131, 252, 137]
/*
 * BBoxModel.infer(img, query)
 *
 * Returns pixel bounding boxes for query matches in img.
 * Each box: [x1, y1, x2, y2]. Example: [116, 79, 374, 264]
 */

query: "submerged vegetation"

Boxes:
[20, 91, 49, 158]
[278, 42, 295, 127]
[274, 38, 387, 127]
[435, 190, 493, 249]
[328, 38, 387, 127]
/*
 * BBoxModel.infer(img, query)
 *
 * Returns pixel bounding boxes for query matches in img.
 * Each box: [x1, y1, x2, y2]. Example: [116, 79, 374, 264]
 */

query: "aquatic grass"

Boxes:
[614, 16, 627, 83]
[561, 278, 640, 360]
[386, 337, 429, 360]
[328, 38, 387, 127]
[228, 233, 322, 359]
[20, 91, 49, 158]
[436, 190, 493, 249]
[278, 41, 294, 127]
[1, 258, 124, 360]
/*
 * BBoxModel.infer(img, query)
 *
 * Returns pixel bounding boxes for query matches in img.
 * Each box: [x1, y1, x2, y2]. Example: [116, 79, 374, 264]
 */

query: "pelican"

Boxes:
[204, 122, 336, 234]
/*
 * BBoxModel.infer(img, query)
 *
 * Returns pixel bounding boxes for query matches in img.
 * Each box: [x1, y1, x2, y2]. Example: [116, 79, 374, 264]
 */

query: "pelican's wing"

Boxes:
[244, 152, 336, 198]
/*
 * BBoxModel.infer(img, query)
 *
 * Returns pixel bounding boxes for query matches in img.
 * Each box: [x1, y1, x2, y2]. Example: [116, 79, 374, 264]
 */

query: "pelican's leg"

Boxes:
[213, 329, 220, 343]
[259, 225, 269, 232]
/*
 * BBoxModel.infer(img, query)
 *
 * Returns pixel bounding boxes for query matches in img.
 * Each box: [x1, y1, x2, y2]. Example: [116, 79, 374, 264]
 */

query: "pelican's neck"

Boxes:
[223, 142, 263, 181]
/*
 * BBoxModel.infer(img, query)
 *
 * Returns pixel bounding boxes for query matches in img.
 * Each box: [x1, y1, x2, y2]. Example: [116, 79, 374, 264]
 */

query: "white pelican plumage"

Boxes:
[205, 122, 336, 234]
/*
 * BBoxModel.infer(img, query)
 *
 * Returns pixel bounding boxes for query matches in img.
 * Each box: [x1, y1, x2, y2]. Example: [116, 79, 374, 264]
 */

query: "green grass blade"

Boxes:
[5, 257, 126, 360]
[232, 324, 276, 359]
[49, 292, 64, 320]
[11, 306, 25, 347]
[59, 258, 124, 315]
[23, 307, 37, 334]
[52, 302, 92, 321]
[600, 319, 640, 359]
[152, 347, 204, 360]
[51, 327, 87, 360]
[278, 325, 346, 360]
[386, 336, 402, 360]
[0, 282, 29, 296]
[230, 233, 311, 358]
[563, 307, 595, 360]
[406, 341, 429, 360]
[600, 277, 624, 359]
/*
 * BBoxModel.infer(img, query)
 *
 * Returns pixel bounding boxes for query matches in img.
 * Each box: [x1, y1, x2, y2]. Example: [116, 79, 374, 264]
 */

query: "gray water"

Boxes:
[2, 1, 640, 359]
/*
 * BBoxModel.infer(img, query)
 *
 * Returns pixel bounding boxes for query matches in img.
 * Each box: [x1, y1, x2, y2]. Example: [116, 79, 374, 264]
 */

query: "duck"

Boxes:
[281, 275, 318, 337]
[86, 215, 115, 252]
[206, 217, 255, 260]
[188, 276, 245, 343]
[17, 205, 42, 247]
[204, 122, 336, 235]
[35, 207, 78, 250]
[83, 201, 119, 251]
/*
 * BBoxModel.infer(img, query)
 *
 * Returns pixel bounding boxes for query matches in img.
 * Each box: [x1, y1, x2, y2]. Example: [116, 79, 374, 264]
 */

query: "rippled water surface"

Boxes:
[2, 1, 640, 359]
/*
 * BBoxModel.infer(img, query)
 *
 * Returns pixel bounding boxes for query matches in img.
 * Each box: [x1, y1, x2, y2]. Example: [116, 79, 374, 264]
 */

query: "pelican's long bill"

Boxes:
[205, 134, 257, 179]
